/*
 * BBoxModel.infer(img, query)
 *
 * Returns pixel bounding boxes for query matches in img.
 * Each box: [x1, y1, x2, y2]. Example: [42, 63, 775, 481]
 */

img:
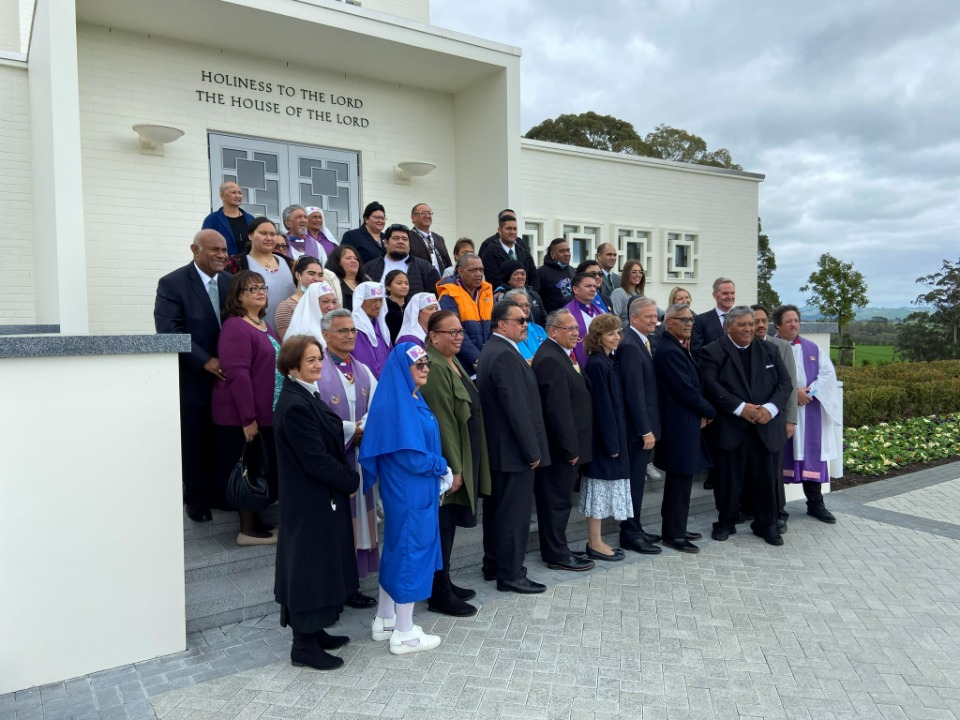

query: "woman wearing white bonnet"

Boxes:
[285, 281, 340, 345]
[395, 293, 441, 348]
[304, 206, 340, 258]
[351, 281, 392, 378]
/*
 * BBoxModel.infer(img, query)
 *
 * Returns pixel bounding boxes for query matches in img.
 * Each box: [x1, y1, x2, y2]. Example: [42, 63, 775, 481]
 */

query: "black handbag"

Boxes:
[226, 435, 272, 512]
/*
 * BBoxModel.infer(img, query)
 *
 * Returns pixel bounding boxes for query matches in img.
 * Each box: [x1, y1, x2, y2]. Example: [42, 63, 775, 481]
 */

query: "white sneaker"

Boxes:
[646, 466, 663, 481]
[389, 625, 441, 655]
[371, 615, 395, 641]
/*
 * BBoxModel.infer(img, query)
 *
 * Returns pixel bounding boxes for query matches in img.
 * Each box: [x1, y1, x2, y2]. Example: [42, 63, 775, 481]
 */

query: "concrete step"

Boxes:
[183, 473, 715, 632]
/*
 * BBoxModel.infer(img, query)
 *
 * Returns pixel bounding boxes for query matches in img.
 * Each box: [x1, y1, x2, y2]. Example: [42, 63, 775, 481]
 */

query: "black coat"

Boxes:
[479, 241, 540, 292]
[476, 335, 551, 472]
[273, 379, 360, 612]
[536, 258, 576, 313]
[154, 263, 231, 405]
[583, 352, 631, 479]
[698, 336, 792, 453]
[408, 229, 452, 272]
[531, 339, 592, 465]
[340, 225, 384, 265]
[616, 327, 660, 441]
[653, 332, 716, 475]
[690, 308, 725, 356]
[363, 255, 441, 297]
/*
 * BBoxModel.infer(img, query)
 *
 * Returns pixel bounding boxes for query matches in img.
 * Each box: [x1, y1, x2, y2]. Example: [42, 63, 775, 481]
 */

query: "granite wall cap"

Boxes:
[0, 325, 60, 336]
[0, 334, 191, 359]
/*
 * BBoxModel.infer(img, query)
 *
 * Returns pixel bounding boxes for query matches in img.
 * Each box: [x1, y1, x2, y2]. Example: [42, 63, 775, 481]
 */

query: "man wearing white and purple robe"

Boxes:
[564, 272, 606, 367]
[773, 304, 841, 524]
[318, 308, 381, 609]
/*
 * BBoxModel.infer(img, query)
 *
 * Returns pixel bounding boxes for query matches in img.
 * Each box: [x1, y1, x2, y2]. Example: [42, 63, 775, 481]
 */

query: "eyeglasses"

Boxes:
[330, 327, 360, 335]
[552, 324, 580, 332]
[274, 243, 289, 250]
[508, 317, 529, 325]
[413, 360, 432, 370]
[670, 317, 694, 324]
[432, 328, 465, 337]
[243, 285, 268, 294]
[415, 210, 433, 217]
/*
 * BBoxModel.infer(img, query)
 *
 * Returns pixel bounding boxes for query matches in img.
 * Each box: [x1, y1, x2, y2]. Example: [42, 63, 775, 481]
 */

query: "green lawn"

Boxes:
[830, 344, 898, 365]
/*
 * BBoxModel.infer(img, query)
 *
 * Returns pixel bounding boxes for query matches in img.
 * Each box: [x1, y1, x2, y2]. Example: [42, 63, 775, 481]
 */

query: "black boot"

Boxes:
[428, 570, 477, 617]
[314, 628, 349, 650]
[450, 581, 477, 601]
[291, 631, 343, 670]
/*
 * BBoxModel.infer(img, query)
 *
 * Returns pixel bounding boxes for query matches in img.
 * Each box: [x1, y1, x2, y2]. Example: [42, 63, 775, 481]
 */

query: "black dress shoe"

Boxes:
[684, 531, 703, 541]
[314, 629, 349, 650]
[637, 529, 662, 544]
[663, 538, 700, 554]
[752, 527, 784, 546]
[450, 582, 477, 601]
[711, 526, 735, 542]
[585, 545, 625, 562]
[428, 595, 478, 617]
[185, 505, 212, 522]
[344, 590, 377, 609]
[620, 537, 662, 555]
[776, 519, 788, 534]
[546, 555, 595, 571]
[807, 506, 837, 524]
[497, 577, 546, 594]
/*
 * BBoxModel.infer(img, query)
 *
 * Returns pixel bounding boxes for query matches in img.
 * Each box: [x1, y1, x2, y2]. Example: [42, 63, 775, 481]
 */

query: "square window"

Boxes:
[236, 159, 267, 191]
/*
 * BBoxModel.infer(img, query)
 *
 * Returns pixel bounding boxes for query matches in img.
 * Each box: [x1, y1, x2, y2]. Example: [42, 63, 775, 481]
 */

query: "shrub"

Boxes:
[839, 360, 960, 426]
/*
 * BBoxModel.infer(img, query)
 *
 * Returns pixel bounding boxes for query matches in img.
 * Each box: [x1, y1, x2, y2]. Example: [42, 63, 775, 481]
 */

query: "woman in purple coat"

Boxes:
[212, 270, 282, 545]
[350, 281, 392, 378]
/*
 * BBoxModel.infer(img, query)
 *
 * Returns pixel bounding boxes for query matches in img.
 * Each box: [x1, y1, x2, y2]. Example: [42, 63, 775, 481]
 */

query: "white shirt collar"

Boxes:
[500, 240, 517, 257]
[629, 326, 648, 343]
[493, 332, 521, 354]
[194, 263, 216, 285]
[292, 377, 320, 394]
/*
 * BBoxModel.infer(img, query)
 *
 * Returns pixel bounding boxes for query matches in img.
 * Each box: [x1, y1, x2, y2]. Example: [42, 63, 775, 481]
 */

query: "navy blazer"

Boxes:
[653, 332, 716, 475]
[477, 335, 550, 472]
[690, 308, 725, 356]
[201, 207, 254, 256]
[340, 225, 385, 265]
[616, 327, 660, 441]
[698, 336, 793, 453]
[583, 351, 630, 480]
[154, 262, 232, 405]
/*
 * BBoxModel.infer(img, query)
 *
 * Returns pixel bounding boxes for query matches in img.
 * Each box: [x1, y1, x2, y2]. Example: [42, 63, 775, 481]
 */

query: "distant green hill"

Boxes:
[800, 306, 926, 323]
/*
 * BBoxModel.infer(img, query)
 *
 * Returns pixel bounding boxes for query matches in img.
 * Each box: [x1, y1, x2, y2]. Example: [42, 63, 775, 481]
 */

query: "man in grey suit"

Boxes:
[752, 304, 797, 534]
[596, 243, 620, 310]
[477, 300, 551, 594]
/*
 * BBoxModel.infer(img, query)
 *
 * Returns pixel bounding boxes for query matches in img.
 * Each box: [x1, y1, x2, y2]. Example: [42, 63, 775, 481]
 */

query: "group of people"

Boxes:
[154, 188, 840, 671]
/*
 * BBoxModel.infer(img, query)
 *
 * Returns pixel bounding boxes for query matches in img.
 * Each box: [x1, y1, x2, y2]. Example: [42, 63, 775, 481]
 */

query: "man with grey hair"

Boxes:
[202, 181, 254, 255]
[504, 288, 548, 360]
[436, 252, 493, 372]
[531, 309, 595, 572]
[316, 307, 380, 610]
[615, 296, 664, 554]
[700, 306, 793, 546]
[283, 204, 327, 265]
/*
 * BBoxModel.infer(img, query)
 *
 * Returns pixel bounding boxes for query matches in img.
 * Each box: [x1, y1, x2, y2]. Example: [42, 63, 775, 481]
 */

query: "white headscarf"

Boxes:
[351, 281, 390, 347]
[397, 292, 441, 344]
[304, 206, 339, 249]
[285, 281, 337, 345]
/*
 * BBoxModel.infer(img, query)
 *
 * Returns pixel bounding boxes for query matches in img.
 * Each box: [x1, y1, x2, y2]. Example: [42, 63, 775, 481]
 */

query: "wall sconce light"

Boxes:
[394, 161, 436, 184]
[133, 124, 185, 156]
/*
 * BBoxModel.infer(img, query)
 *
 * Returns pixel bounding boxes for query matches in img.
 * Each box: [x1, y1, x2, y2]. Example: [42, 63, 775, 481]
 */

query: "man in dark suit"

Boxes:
[616, 297, 662, 555]
[477, 300, 551, 593]
[690, 277, 736, 356]
[154, 230, 232, 522]
[596, 243, 620, 310]
[362, 224, 440, 296]
[479, 215, 540, 293]
[699, 306, 793, 546]
[531, 309, 595, 572]
[408, 203, 452, 274]
[653, 303, 717, 553]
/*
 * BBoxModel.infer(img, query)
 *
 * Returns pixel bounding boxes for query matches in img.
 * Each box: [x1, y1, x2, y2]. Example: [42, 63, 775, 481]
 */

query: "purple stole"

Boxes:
[782, 336, 828, 483]
[288, 233, 321, 260]
[566, 299, 603, 367]
[352, 322, 391, 378]
[315, 353, 372, 467]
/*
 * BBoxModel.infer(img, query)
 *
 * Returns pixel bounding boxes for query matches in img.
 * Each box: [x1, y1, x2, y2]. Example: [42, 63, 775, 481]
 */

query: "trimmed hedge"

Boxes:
[839, 360, 960, 426]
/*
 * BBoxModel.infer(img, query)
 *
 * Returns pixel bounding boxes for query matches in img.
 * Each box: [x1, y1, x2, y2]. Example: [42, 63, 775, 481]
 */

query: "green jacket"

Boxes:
[419, 344, 492, 511]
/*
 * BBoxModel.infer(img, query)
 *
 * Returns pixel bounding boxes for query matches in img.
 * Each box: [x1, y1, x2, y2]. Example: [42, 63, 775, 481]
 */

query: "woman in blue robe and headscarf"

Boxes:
[359, 342, 450, 655]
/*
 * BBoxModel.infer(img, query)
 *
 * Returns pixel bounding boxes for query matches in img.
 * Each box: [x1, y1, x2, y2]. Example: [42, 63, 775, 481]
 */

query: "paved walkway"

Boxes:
[4, 463, 960, 720]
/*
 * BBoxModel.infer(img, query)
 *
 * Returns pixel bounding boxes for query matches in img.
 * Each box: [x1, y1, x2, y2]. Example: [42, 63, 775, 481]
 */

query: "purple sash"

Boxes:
[315, 353, 372, 468]
[783, 336, 828, 483]
[566, 300, 602, 367]
[288, 233, 321, 260]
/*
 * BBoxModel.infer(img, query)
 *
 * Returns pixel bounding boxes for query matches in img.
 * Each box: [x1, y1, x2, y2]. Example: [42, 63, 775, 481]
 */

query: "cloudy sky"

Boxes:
[432, 0, 960, 307]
